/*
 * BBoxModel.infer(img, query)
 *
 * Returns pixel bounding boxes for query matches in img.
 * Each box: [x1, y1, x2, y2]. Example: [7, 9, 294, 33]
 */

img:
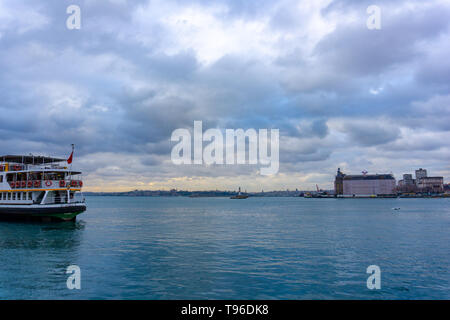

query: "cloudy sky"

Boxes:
[0, 0, 449, 191]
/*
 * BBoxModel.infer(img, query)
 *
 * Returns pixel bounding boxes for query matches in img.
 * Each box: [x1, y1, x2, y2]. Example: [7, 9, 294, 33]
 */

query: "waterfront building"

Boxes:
[416, 176, 444, 192]
[334, 168, 345, 195]
[415, 168, 427, 179]
[398, 173, 416, 191]
[444, 184, 450, 194]
[334, 169, 396, 197]
[398, 168, 444, 194]
[401, 174, 414, 185]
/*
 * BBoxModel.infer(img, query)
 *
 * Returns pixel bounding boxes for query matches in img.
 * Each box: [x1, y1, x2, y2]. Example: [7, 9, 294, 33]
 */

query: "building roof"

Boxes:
[417, 176, 444, 180]
[343, 174, 395, 180]
[0, 155, 66, 164]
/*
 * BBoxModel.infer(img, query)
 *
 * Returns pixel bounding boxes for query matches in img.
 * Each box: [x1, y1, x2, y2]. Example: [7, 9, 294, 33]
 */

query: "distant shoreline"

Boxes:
[83, 190, 449, 198]
[83, 190, 306, 197]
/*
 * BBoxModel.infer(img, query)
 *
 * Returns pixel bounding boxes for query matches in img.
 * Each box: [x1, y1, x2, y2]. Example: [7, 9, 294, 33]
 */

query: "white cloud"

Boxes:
[0, 0, 49, 34]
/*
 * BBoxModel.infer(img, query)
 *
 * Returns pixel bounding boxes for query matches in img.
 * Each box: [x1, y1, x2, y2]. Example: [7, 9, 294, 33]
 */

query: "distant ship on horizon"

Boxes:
[230, 187, 249, 199]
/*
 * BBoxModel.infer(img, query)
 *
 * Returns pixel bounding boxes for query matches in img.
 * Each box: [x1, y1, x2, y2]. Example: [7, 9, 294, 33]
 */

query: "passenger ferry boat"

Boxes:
[0, 155, 86, 221]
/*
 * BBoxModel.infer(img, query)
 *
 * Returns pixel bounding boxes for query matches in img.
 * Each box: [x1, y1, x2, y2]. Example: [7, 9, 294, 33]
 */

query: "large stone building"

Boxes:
[398, 174, 414, 186]
[416, 176, 444, 192]
[334, 168, 345, 195]
[334, 169, 396, 197]
[398, 168, 444, 193]
[397, 174, 417, 192]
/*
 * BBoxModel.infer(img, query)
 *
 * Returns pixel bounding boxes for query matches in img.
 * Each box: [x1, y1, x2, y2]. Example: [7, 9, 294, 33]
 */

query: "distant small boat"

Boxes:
[230, 187, 248, 199]
[392, 207, 401, 211]
[230, 194, 249, 199]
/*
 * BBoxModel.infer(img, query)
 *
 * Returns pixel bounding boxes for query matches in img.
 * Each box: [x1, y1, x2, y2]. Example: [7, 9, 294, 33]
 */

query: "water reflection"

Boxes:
[0, 220, 84, 249]
[0, 220, 85, 299]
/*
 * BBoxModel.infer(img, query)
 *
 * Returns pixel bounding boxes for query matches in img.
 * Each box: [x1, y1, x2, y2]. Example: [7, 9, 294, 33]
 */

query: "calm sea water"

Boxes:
[0, 196, 449, 299]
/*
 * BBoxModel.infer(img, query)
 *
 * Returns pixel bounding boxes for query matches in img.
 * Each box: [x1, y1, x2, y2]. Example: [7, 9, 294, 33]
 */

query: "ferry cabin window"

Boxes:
[0, 175, 3, 182]
[43, 173, 64, 180]
[56, 173, 65, 180]
[35, 192, 45, 204]
[30, 173, 42, 180]
[6, 173, 22, 182]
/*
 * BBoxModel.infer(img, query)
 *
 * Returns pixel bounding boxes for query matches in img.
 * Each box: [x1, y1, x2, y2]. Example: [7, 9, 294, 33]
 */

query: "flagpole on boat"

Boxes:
[70, 144, 74, 181]
[67, 144, 74, 203]
[70, 144, 74, 171]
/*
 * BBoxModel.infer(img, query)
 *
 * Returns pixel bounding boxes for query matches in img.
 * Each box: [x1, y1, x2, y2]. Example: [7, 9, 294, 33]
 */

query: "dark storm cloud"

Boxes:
[316, 3, 450, 76]
[119, 91, 200, 145]
[340, 122, 400, 146]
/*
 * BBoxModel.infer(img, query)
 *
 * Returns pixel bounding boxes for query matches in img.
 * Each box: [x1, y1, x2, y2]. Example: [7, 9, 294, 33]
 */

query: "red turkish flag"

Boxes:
[67, 151, 74, 164]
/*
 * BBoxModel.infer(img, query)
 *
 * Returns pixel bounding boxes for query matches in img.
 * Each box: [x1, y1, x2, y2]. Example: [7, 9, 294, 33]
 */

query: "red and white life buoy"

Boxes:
[45, 180, 52, 187]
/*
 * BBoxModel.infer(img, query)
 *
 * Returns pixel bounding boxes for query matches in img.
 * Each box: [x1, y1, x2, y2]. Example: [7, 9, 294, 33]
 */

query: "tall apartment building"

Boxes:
[415, 168, 427, 179]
